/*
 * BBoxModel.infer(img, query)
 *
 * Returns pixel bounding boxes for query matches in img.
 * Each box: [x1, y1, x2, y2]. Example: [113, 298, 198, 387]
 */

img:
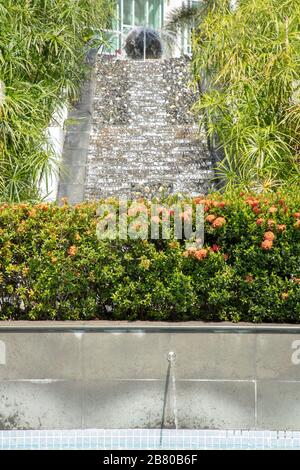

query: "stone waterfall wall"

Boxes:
[84, 56, 213, 200]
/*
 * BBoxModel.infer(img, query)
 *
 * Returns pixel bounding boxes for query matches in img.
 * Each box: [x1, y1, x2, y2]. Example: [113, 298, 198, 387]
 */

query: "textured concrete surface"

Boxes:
[256, 334, 300, 380]
[57, 50, 97, 204]
[0, 380, 82, 430]
[257, 382, 300, 430]
[0, 333, 81, 380]
[84, 380, 167, 429]
[1, 325, 300, 430]
[82, 332, 171, 380]
[59, 55, 213, 203]
[176, 381, 256, 429]
[169, 333, 256, 380]
[85, 56, 212, 200]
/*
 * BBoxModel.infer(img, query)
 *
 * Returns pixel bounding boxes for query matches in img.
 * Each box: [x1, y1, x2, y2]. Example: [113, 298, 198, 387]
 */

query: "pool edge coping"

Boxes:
[1, 320, 300, 333]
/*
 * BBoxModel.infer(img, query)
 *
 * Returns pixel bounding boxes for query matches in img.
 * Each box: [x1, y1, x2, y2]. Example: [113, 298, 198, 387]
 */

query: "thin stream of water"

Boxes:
[171, 365, 178, 429]
[168, 351, 178, 429]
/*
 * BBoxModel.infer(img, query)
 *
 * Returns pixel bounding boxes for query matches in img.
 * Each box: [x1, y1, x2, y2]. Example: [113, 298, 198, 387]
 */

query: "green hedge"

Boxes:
[0, 192, 300, 322]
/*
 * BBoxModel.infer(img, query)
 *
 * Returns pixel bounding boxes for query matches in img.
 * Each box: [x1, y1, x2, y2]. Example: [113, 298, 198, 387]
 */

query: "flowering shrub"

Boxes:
[0, 192, 299, 322]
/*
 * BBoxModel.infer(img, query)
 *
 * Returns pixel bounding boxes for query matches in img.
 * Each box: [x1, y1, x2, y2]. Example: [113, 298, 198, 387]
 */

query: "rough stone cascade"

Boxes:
[84, 56, 213, 200]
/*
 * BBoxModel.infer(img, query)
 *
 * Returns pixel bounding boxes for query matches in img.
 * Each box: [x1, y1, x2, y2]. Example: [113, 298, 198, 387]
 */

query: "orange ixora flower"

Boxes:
[261, 239, 273, 251]
[28, 209, 37, 217]
[264, 231, 276, 241]
[281, 292, 289, 301]
[182, 246, 197, 257]
[37, 203, 49, 211]
[194, 249, 208, 260]
[293, 212, 300, 219]
[193, 196, 206, 204]
[205, 214, 216, 223]
[246, 198, 260, 208]
[68, 245, 77, 257]
[212, 217, 226, 229]
[268, 206, 277, 214]
[267, 219, 276, 228]
[245, 274, 254, 283]
[256, 218, 264, 226]
[277, 224, 286, 232]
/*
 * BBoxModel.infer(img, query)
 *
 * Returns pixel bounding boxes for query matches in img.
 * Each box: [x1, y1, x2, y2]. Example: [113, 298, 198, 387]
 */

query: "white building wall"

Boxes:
[164, 0, 201, 57]
[164, 0, 189, 19]
[40, 105, 68, 202]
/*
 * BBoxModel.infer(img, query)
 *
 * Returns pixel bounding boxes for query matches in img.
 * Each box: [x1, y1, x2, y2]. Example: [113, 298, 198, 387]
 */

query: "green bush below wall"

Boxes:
[0, 192, 299, 322]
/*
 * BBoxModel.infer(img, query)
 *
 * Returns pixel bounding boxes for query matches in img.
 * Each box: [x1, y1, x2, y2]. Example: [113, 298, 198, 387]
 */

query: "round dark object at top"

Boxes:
[125, 27, 163, 60]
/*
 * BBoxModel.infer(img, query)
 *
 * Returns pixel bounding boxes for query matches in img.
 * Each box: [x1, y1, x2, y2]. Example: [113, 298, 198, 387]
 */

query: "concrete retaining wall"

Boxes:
[0, 322, 300, 430]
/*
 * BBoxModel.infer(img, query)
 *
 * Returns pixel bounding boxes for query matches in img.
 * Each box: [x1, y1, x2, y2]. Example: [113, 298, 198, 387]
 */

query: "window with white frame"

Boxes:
[105, 0, 164, 53]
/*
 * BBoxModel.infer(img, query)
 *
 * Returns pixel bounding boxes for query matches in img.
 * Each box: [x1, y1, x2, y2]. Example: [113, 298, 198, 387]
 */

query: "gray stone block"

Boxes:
[83, 379, 167, 429]
[57, 183, 85, 204]
[64, 131, 90, 150]
[0, 380, 82, 430]
[256, 334, 300, 380]
[61, 148, 89, 166]
[257, 381, 300, 430]
[82, 332, 171, 380]
[59, 165, 86, 185]
[0, 333, 81, 380]
[170, 333, 256, 380]
[176, 381, 256, 429]
[65, 114, 92, 133]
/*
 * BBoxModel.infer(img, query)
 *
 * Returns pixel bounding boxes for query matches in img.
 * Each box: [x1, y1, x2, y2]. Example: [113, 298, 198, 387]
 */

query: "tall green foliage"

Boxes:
[192, 0, 300, 192]
[0, 0, 114, 202]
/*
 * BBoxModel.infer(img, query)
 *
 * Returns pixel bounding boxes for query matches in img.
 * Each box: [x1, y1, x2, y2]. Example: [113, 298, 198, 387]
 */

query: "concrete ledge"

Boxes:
[1, 321, 300, 333]
[1, 321, 300, 430]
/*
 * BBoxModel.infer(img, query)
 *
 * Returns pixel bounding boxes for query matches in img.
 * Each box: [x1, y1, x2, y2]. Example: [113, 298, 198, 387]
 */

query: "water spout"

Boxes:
[167, 351, 176, 364]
